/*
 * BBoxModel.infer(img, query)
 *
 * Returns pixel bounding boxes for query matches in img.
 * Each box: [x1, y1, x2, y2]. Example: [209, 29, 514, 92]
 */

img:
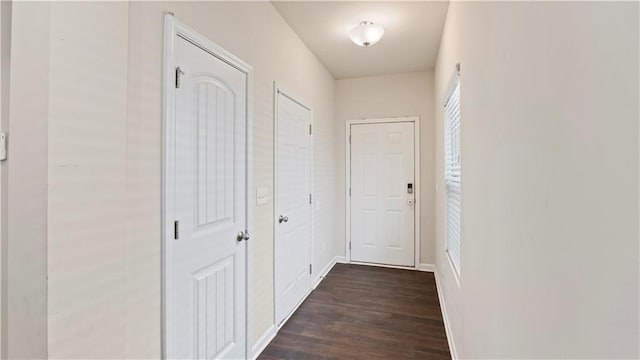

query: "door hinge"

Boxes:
[349, 241, 351, 250]
[309, 193, 312, 204]
[173, 220, 179, 240]
[175, 66, 184, 88]
[309, 264, 312, 274]
[349, 188, 351, 196]
[309, 124, 312, 135]
[0, 132, 7, 161]
[349, 134, 351, 143]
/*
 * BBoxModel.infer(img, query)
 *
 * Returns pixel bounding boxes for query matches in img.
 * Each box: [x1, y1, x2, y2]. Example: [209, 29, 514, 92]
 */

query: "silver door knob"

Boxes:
[237, 231, 250, 241]
[279, 215, 289, 223]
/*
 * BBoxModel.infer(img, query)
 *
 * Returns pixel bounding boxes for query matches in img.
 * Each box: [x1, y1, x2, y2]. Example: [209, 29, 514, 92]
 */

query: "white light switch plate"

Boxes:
[256, 187, 269, 205]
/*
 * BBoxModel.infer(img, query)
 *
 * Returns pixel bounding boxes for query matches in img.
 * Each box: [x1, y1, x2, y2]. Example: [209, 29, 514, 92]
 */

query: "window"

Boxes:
[444, 75, 461, 275]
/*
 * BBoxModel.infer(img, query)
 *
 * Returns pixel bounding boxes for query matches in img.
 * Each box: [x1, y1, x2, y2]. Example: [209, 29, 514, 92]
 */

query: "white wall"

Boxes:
[336, 72, 435, 265]
[0, 1, 9, 356]
[434, 2, 639, 358]
[47, 2, 130, 357]
[5, 2, 49, 358]
[6, 1, 340, 358]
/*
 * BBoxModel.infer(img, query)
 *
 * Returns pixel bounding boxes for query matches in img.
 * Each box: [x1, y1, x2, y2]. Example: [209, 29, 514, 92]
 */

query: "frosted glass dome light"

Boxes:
[349, 21, 384, 47]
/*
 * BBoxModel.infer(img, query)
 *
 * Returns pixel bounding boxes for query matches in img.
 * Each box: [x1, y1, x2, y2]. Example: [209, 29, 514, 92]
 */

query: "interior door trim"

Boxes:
[272, 81, 314, 328]
[345, 116, 421, 270]
[162, 14, 254, 359]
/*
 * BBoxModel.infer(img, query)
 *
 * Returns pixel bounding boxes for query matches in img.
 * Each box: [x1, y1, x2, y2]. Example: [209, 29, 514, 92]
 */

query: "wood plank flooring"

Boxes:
[258, 263, 451, 360]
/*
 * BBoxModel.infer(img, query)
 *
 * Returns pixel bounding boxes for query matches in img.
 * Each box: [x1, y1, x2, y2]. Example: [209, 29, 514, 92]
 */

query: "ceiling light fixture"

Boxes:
[349, 21, 384, 47]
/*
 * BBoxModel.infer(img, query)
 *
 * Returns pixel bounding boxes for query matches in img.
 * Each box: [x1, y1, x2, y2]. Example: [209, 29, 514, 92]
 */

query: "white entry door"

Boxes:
[166, 33, 249, 360]
[275, 90, 312, 326]
[350, 122, 415, 267]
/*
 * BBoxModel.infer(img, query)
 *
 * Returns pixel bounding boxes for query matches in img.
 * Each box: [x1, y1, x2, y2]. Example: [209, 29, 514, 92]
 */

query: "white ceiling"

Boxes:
[271, 1, 449, 79]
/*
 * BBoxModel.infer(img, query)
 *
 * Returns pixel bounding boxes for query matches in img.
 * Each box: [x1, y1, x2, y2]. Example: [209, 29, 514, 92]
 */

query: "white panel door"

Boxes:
[275, 92, 311, 326]
[167, 36, 247, 360]
[350, 122, 415, 267]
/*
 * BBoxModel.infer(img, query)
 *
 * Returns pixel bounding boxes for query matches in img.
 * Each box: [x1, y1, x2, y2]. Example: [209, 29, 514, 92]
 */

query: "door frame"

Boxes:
[272, 81, 314, 327]
[162, 14, 254, 358]
[345, 116, 421, 269]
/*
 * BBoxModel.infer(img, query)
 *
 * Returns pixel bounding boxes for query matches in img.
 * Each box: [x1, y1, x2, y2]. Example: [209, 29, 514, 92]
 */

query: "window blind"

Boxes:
[444, 79, 461, 275]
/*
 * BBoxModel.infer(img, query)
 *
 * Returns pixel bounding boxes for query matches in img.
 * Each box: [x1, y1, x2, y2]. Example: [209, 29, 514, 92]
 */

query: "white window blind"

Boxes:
[444, 78, 461, 275]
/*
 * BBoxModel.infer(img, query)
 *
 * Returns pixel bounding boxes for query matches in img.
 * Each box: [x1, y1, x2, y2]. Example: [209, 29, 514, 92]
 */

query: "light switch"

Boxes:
[256, 187, 269, 205]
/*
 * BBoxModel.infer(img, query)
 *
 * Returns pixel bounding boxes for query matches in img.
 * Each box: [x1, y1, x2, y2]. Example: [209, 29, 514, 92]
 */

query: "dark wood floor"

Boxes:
[259, 263, 451, 360]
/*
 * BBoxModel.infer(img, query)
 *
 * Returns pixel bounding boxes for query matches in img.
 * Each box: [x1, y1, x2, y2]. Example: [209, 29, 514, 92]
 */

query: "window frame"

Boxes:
[443, 69, 462, 281]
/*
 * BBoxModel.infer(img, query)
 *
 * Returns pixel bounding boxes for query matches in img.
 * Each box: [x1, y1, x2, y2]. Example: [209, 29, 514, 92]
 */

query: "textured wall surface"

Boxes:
[434, 2, 639, 358]
[5, 2, 50, 358]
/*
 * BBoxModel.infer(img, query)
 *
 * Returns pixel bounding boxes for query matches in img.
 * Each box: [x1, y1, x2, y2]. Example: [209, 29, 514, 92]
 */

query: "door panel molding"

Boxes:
[273, 81, 314, 328]
[345, 116, 421, 269]
[162, 14, 254, 359]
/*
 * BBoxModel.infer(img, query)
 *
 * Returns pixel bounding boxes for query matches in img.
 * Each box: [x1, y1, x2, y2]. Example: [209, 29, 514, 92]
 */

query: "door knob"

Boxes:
[279, 215, 289, 223]
[237, 231, 250, 241]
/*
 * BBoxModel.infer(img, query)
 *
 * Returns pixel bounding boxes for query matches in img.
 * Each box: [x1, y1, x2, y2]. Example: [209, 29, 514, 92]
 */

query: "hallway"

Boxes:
[1, 1, 638, 358]
[259, 264, 450, 359]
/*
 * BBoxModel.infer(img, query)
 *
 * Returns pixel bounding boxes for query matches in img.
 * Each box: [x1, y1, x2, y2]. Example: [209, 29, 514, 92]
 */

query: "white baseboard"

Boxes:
[339, 259, 434, 273]
[417, 263, 436, 272]
[250, 324, 277, 360]
[348, 261, 415, 271]
[335, 255, 346, 263]
[312, 255, 343, 289]
[434, 268, 458, 360]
